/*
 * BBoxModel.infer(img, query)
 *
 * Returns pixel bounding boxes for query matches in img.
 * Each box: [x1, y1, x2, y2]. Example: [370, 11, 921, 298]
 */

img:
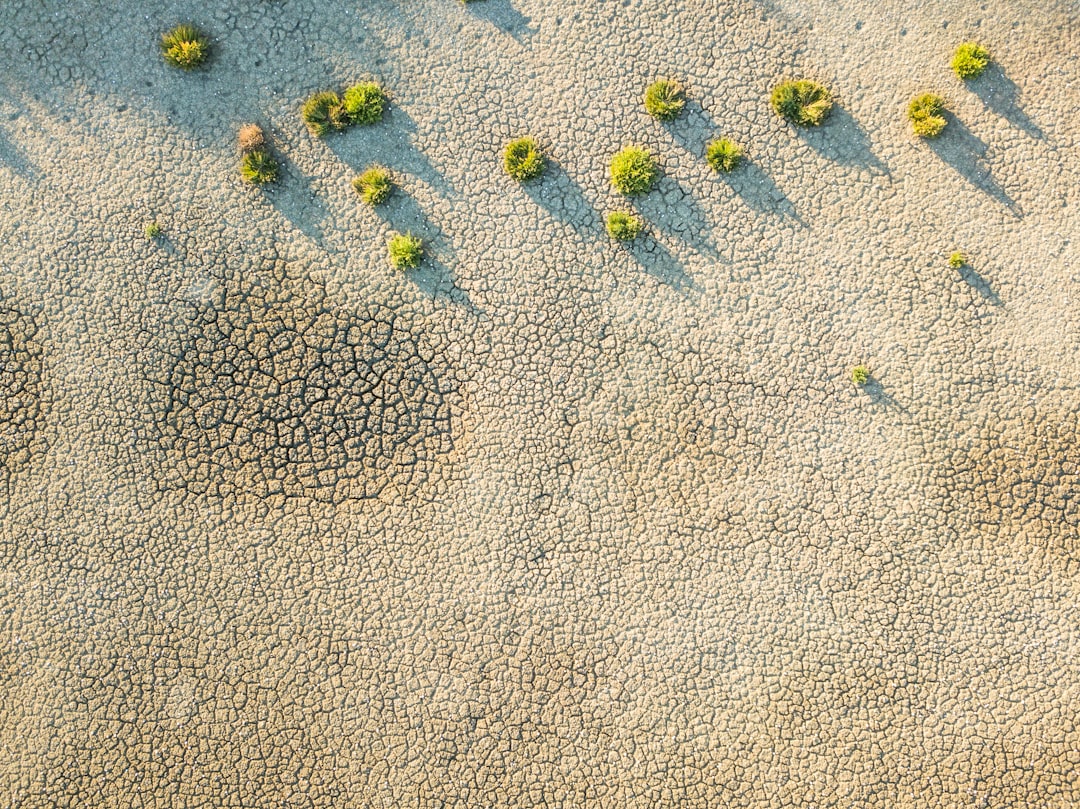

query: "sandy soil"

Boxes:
[1, 0, 1079, 805]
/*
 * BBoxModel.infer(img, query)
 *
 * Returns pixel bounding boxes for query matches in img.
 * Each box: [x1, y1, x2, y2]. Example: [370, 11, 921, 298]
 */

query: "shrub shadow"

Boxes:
[632, 175, 720, 258]
[929, 113, 1019, 215]
[958, 264, 1002, 306]
[798, 105, 888, 173]
[265, 161, 333, 246]
[523, 159, 602, 233]
[970, 64, 1044, 139]
[665, 98, 717, 155]
[0, 125, 36, 179]
[626, 233, 695, 291]
[467, 0, 538, 41]
[721, 160, 801, 221]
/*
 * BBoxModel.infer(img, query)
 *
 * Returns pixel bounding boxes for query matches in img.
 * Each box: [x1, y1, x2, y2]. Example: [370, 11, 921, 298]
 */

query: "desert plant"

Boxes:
[343, 82, 387, 126]
[605, 211, 643, 241]
[851, 365, 870, 386]
[240, 148, 278, 185]
[302, 91, 347, 137]
[949, 251, 966, 268]
[706, 137, 744, 172]
[643, 79, 686, 121]
[610, 146, 658, 196]
[161, 24, 209, 70]
[908, 93, 947, 138]
[388, 232, 423, 270]
[144, 221, 163, 239]
[952, 42, 991, 80]
[237, 123, 265, 153]
[771, 79, 833, 126]
[352, 166, 393, 205]
[503, 136, 545, 182]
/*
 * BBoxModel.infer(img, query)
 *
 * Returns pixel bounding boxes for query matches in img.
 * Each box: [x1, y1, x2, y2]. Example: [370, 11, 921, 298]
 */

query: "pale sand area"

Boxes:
[1, 0, 1079, 804]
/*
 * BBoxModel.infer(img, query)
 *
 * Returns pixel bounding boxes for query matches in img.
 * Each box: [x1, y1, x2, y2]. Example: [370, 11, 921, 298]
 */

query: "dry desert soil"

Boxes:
[1, 0, 1079, 806]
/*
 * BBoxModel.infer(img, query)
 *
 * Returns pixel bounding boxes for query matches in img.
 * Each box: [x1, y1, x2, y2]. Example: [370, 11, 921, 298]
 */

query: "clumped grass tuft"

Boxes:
[771, 80, 833, 126]
[352, 166, 393, 206]
[851, 365, 870, 386]
[388, 232, 423, 270]
[605, 211, 643, 241]
[908, 93, 947, 138]
[237, 123, 265, 153]
[161, 24, 209, 70]
[302, 91, 347, 137]
[949, 251, 966, 269]
[503, 137, 545, 182]
[952, 42, 991, 80]
[610, 146, 658, 196]
[240, 149, 279, 185]
[144, 221, 163, 239]
[343, 82, 387, 126]
[643, 79, 686, 121]
[706, 137, 744, 172]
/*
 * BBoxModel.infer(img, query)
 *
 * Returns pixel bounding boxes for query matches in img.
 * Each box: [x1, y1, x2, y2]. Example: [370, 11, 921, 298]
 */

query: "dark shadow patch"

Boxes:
[522, 158, 602, 234]
[721, 160, 801, 221]
[0, 296, 48, 509]
[861, 378, 898, 408]
[467, 0, 538, 40]
[664, 98, 717, 156]
[632, 175, 720, 258]
[957, 263, 1002, 306]
[0, 125, 36, 179]
[798, 105, 888, 173]
[928, 113, 1020, 215]
[263, 160, 334, 246]
[970, 64, 1044, 139]
[627, 233, 695, 291]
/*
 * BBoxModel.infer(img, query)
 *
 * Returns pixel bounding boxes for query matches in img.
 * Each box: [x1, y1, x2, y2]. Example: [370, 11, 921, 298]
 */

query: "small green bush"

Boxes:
[851, 365, 870, 386]
[643, 79, 686, 121]
[302, 91, 347, 137]
[771, 80, 833, 126]
[161, 24, 209, 70]
[144, 221, 163, 239]
[240, 149, 279, 185]
[388, 232, 423, 270]
[908, 93, 947, 138]
[352, 166, 393, 205]
[706, 138, 744, 172]
[949, 251, 966, 269]
[610, 146, 658, 196]
[605, 211, 643, 241]
[503, 136, 545, 182]
[343, 82, 387, 126]
[952, 42, 990, 80]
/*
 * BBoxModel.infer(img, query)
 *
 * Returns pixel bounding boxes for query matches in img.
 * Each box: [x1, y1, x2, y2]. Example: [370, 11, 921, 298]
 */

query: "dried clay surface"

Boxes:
[1, 0, 1079, 806]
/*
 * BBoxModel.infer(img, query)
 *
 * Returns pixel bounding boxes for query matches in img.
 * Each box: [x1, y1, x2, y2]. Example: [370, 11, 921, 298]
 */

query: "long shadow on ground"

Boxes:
[626, 233, 696, 291]
[633, 175, 721, 259]
[957, 263, 1002, 306]
[465, 0, 538, 40]
[929, 113, 1020, 216]
[523, 159, 603, 234]
[798, 105, 888, 174]
[720, 160, 801, 221]
[970, 64, 1044, 139]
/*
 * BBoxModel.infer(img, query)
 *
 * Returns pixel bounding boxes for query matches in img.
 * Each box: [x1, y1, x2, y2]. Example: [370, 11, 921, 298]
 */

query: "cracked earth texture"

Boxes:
[1, 0, 1079, 806]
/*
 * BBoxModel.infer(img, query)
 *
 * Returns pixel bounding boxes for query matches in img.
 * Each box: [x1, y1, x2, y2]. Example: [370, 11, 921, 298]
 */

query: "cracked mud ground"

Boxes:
[1, 0, 1079, 806]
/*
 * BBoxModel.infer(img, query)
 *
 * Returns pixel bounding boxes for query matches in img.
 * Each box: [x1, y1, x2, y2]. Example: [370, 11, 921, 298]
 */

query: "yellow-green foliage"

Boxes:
[952, 42, 990, 80]
[706, 138, 744, 172]
[503, 137, 545, 182]
[643, 80, 686, 121]
[605, 211, 643, 241]
[302, 91, 347, 137]
[161, 25, 209, 70]
[352, 166, 393, 206]
[949, 251, 966, 269]
[610, 146, 658, 196]
[771, 80, 832, 126]
[343, 82, 387, 126]
[240, 149, 278, 185]
[908, 93, 947, 138]
[388, 232, 423, 270]
[851, 365, 870, 386]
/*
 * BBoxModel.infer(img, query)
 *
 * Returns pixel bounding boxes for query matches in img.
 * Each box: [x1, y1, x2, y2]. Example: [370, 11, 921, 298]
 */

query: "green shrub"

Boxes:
[851, 365, 870, 386]
[610, 146, 658, 196]
[605, 211, 643, 241]
[503, 136, 545, 182]
[388, 232, 423, 270]
[643, 79, 686, 121]
[161, 24, 209, 70]
[302, 91, 347, 137]
[770, 80, 833, 126]
[952, 42, 990, 80]
[144, 221, 163, 239]
[908, 93, 947, 138]
[949, 251, 966, 269]
[240, 149, 278, 185]
[352, 166, 393, 205]
[706, 137, 744, 172]
[343, 82, 387, 126]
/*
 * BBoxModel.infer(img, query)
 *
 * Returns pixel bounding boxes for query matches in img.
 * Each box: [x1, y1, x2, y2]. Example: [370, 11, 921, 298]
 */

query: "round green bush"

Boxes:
[770, 80, 833, 126]
[949, 251, 966, 269]
[343, 82, 387, 126]
[851, 365, 870, 386]
[908, 93, 947, 138]
[302, 91, 347, 138]
[610, 146, 658, 196]
[240, 149, 278, 185]
[952, 42, 990, 80]
[503, 137, 545, 182]
[161, 24, 209, 70]
[388, 232, 423, 270]
[706, 137, 744, 173]
[352, 166, 393, 206]
[605, 211, 643, 242]
[643, 79, 686, 121]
